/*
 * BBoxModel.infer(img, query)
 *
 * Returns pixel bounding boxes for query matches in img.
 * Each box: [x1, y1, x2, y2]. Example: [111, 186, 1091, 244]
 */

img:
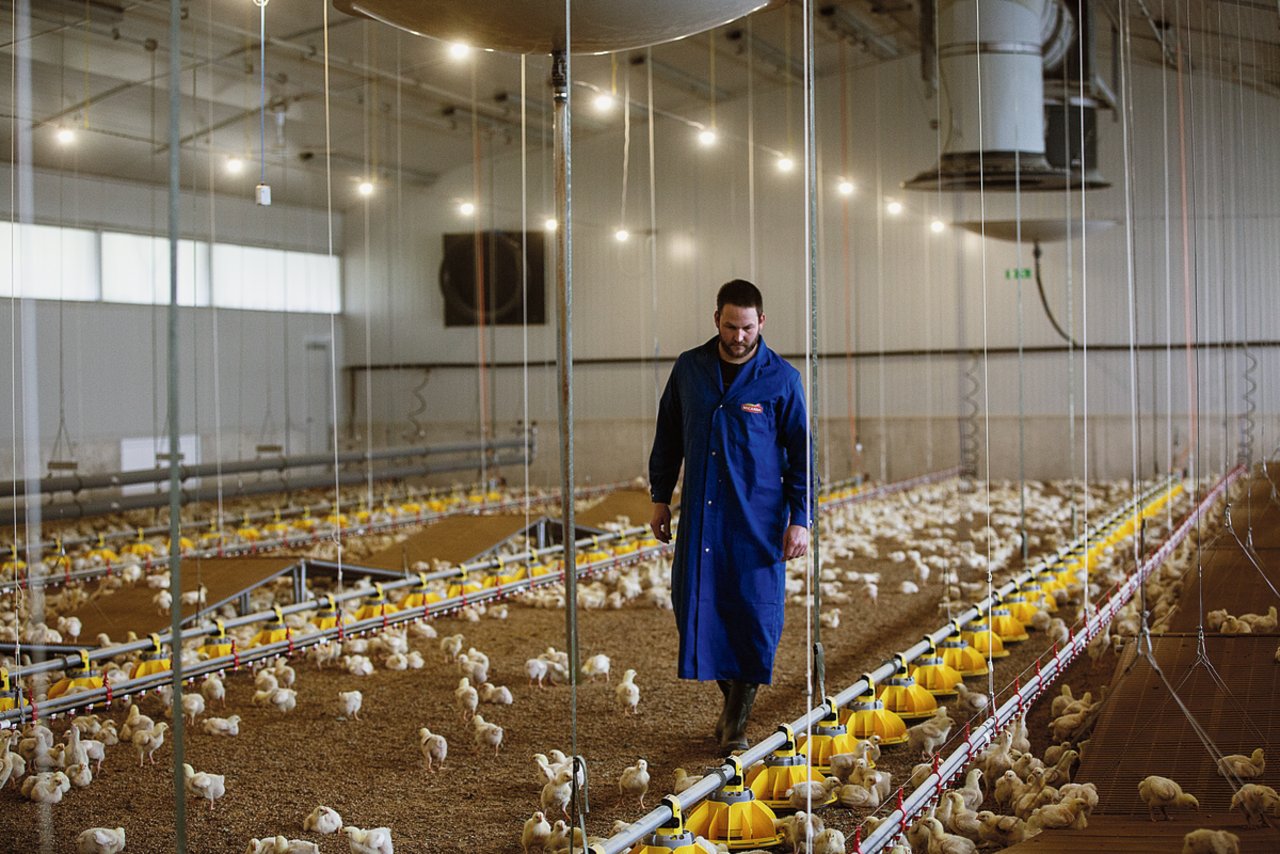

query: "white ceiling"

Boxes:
[0, 0, 1273, 211]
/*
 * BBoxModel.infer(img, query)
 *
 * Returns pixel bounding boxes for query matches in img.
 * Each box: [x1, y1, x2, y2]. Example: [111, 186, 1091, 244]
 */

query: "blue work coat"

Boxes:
[648, 336, 812, 684]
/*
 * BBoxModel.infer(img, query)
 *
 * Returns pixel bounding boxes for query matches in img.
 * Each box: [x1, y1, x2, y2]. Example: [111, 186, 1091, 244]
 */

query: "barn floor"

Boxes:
[0, 480, 1185, 852]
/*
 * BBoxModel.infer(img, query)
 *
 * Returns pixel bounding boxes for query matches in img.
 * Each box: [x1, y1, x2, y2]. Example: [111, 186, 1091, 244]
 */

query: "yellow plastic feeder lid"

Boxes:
[628, 795, 704, 854]
[685, 758, 784, 850]
[911, 653, 963, 696]
[797, 700, 861, 772]
[878, 656, 939, 720]
[842, 679, 909, 744]
[966, 617, 1009, 659]
[989, 606, 1029, 642]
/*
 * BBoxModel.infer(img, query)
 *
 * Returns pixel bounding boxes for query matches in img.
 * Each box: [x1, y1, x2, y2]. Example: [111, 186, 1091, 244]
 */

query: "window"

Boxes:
[101, 233, 210, 306]
[0, 221, 98, 301]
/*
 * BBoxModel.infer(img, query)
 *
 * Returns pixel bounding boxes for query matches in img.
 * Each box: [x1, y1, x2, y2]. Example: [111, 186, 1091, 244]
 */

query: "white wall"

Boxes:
[0, 166, 346, 480]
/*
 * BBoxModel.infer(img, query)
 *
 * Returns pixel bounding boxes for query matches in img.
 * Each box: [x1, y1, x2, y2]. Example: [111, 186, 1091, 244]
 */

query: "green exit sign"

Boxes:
[1005, 268, 1032, 280]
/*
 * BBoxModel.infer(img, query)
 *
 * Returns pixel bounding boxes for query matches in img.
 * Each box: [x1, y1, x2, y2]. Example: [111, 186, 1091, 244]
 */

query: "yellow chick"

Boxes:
[1216, 748, 1265, 780]
[1138, 775, 1199, 821]
[1181, 829, 1241, 854]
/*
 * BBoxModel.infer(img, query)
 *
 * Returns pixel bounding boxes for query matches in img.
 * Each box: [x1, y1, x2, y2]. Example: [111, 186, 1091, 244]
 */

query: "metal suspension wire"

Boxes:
[873, 65, 886, 483]
[1077, 1, 1092, 621]
[838, 45, 859, 476]
[1118, 0, 1143, 577]
[645, 53, 659, 464]
[321, 0, 344, 593]
[520, 55, 531, 534]
[746, 19, 757, 282]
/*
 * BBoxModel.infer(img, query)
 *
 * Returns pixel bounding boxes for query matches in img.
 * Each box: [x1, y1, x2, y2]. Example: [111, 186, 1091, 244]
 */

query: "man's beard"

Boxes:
[721, 337, 758, 359]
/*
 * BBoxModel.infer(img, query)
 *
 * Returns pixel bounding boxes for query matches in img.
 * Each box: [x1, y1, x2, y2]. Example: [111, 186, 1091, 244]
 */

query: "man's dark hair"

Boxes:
[716, 279, 763, 315]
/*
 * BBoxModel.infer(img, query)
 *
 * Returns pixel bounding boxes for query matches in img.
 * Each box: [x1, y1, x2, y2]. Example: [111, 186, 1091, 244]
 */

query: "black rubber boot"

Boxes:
[714, 680, 732, 741]
[719, 681, 759, 753]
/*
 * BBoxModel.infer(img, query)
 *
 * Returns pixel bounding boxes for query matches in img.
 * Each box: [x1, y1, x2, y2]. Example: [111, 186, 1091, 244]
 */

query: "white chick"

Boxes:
[418, 727, 448, 772]
[304, 805, 344, 835]
[837, 783, 878, 808]
[245, 837, 320, 854]
[203, 715, 241, 737]
[673, 767, 698, 794]
[182, 692, 206, 725]
[582, 653, 611, 681]
[76, 827, 126, 854]
[406, 650, 425, 669]
[522, 810, 552, 853]
[440, 633, 465, 660]
[619, 759, 650, 808]
[339, 690, 363, 720]
[133, 722, 170, 767]
[1181, 829, 1241, 854]
[344, 825, 394, 854]
[201, 674, 226, 707]
[1139, 775, 1200, 821]
[479, 683, 514, 705]
[255, 669, 280, 693]
[183, 762, 226, 811]
[820, 609, 840, 629]
[472, 714, 504, 754]
[66, 763, 93, 788]
[615, 669, 640, 715]
[270, 688, 298, 713]
[525, 657, 549, 687]
[23, 770, 70, 804]
[541, 768, 573, 819]
[953, 683, 989, 715]
[923, 816, 979, 854]
[272, 658, 297, 687]
[456, 678, 479, 721]
[1229, 782, 1279, 827]
[899, 580, 920, 595]
[809, 828, 846, 854]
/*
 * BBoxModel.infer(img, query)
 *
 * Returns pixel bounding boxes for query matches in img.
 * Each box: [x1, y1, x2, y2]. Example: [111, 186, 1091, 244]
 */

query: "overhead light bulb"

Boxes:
[885, 199, 904, 216]
[697, 128, 718, 147]
[544, 218, 558, 232]
[776, 155, 794, 173]
[930, 218, 946, 234]
[458, 200, 476, 216]
[593, 92, 616, 113]
[836, 178, 855, 196]
[614, 228, 630, 243]
[55, 127, 76, 145]
[448, 42, 471, 60]
[357, 181, 375, 197]
[226, 157, 244, 175]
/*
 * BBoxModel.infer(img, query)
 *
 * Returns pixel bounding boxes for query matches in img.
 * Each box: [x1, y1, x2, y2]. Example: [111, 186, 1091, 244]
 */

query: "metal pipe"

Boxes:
[0, 436, 530, 498]
[1, 450, 534, 526]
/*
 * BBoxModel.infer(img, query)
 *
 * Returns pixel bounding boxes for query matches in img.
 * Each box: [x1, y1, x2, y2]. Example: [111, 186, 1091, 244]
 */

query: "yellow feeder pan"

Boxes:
[250, 607, 290, 647]
[989, 605, 1028, 642]
[322, 513, 348, 528]
[627, 795, 706, 854]
[198, 620, 234, 658]
[312, 595, 351, 630]
[48, 650, 103, 699]
[353, 583, 400, 621]
[399, 501, 422, 515]
[965, 615, 1008, 659]
[746, 724, 835, 811]
[1003, 591, 1041, 626]
[132, 634, 171, 678]
[938, 622, 989, 677]
[262, 509, 290, 536]
[446, 574, 485, 598]
[1020, 577, 1057, 612]
[529, 562, 554, 578]
[123, 529, 156, 557]
[840, 678, 908, 745]
[0, 667, 30, 713]
[796, 701, 861, 774]
[426, 498, 448, 513]
[292, 508, 317, 531]
[911, 642, 963, 697]
[685, 757, 784, 851]
[398, 575, 444, 610]
[613, 540, 639, 557]
[877, 655, 938, 720]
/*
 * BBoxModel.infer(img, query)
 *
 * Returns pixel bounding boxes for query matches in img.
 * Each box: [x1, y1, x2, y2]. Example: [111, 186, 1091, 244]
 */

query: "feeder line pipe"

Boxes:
[1, 450, 534, 526]
[589, 478, 1173, 854]
[860, 465, 1244, 852]
[3, 469, 963, 710]
[0, 436, 532, 499]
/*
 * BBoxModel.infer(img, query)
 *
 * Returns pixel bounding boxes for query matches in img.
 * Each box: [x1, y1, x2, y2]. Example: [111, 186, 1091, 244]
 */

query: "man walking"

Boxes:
[648, 279, 812, 752]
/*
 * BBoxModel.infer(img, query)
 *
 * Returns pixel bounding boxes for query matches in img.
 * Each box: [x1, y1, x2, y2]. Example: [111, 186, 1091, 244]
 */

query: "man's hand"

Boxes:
[783, 524, 809, 561]
[650, 503, 673, 544]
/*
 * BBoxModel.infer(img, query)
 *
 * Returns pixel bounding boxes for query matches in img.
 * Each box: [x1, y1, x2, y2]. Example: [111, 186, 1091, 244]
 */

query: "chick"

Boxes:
[522, 810, 552, 853]
[808, 828, 846, 854]
[201, 674, 226, 707]
[1138, 775, 1199, 821]
[975, 811, 1029, 848]
[456, 677, 479, 721]
[183, 762, 226, 811]
[1216, 747, 1264, 780]
[939, 791, 983, 843]
[619, 759, 650, 808]
[304, 805, 344, 834]
[472, 713, 504, 754]
[1180, 829, 1240, 854]
[202, 715, 241, 737]
[23, 770, 70, 804]
[775, 810, 824, 852]
[479, 683, 514, 705]
[525, 658, 550, 687]
[953, 683, 988, 716]
[76, 827, 126, 854]
[132, 722, 170, 767]
[541, 768, 573, 819]
[1027, 796, 1090, 832]
[245, 838, 320, 854]
[1229, 783, 1279, 827]
[582, 653, 611, 682]
[182, 692, 205, 725]
[344, 826, 394, 854]
[673, 767, 698, 794]
[922, 816, 977, 854]
[786, 780, 832, 812]
[339, 690, 363, 720]
[418, 727, 448, 772]
[615, 669, 640, 714]
[836, 783, 878, 808]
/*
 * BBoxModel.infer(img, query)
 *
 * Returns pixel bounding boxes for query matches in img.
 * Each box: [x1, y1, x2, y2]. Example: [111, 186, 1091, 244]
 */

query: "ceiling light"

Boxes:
[55, 127, 75, 145]
[697, 128, 718, 147]
[225, 157, 244, 175]
[614, 228, 630, 243]
[448, 42, 471, 60]
[776, 155, 794, 173]
[358, 181, 375, 197]
[458, 200, 475, 216]
[593, 92, 616, 113]
[836, 178, 855, 196]
[930, 218, 946, 234]
[544, 218, 558, 232]
[885, 199, 904, 216]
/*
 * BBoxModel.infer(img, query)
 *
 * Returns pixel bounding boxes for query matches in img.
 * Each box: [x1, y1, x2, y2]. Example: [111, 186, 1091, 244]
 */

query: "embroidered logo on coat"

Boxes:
[740, 402, 764, 414]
